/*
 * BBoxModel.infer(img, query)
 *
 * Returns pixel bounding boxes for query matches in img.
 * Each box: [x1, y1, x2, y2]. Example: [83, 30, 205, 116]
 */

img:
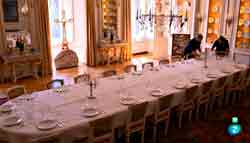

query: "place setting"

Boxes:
[173, 80, 189, 90]
[35, 108, 64, 131]
[2, 115, 23, 128]
[206, 70, 221, 79]
[0, 102, 15, 114]
[145, 80, 166, 98]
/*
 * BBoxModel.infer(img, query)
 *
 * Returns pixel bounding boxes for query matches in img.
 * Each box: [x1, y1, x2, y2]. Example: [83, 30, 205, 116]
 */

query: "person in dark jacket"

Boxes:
[211, 35, 229, 56]
[184, 34, 203, 59]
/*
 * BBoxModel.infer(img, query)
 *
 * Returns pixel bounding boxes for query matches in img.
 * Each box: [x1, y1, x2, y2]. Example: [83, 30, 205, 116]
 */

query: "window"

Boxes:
[131, 0, 155, 42]
[48, 0, 74, 46]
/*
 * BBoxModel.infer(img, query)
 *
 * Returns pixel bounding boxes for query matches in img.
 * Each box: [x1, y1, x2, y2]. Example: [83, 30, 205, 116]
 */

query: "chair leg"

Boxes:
[196, 104, 200, 120]
[126, 134, 130, 143]
[232, 91, 237, 105]
[178, 112, 183, 128]
[153, 125, 157, 143]
[141, 129, 145, 143]
[225, 92, 230, 106]
[210, 97, 215, 112]
[164, 119, 170, 136]
[188, 110, 193, 122]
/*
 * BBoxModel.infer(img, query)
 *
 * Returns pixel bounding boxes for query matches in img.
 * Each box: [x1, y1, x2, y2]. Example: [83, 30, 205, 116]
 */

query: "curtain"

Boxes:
[121, 0, 132, 60]
[0, 0, 6, 55]
[33, 0, 52, 76]
[86, 0, 97, 66]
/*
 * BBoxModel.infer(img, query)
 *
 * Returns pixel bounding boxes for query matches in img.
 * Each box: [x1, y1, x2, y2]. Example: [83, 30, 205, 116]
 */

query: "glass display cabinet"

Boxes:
[206, 0, 223, 44]
[235, 0, 250, 49]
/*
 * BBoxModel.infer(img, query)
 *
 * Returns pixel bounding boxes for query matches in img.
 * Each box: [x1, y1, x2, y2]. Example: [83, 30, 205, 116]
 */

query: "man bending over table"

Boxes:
[184, 34, 203, 60]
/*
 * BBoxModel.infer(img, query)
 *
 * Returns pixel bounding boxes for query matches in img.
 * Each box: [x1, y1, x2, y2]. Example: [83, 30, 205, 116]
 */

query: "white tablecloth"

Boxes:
[0, 57, 248, 143]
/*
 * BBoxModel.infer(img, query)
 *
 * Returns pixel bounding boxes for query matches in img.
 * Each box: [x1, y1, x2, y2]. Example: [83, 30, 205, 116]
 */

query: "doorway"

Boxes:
[48, 0, 87, 71]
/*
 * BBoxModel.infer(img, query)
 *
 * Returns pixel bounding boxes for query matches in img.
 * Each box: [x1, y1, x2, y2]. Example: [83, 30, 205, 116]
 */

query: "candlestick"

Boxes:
[204, 47, 208, 69]
[88, 80, 97, 99]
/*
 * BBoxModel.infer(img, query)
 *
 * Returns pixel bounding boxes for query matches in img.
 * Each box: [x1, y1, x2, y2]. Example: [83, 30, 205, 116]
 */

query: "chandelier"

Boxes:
[136, 0, 190, 32]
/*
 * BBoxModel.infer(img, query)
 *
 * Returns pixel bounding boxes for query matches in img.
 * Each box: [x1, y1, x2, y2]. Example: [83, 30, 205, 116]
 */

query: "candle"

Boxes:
[136, 9, 139, 20]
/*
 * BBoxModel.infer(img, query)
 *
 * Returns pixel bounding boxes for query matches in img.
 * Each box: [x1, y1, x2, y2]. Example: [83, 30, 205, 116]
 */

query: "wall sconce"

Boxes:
[21, 0, 29, 16]
[196, 13, 203, 23]
[226, 15, 233, 26]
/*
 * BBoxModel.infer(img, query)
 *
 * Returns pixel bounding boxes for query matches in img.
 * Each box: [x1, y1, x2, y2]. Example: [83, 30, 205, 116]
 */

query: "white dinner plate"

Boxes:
[82, 107, 100, 118]
[191, 78, 203, 84]
[120, 96, 136, 105]
[234, 64, 246, 70]
[221, 68, 233, 74]
[0, 104, 14, 113]
[37, 119, 58, 131]
[207, 73, 219, 78]
[132, 71, 143, 76]
[151, 89, 164, 97]
[174, 82, 187, 89]
[3, 116, 22, 127]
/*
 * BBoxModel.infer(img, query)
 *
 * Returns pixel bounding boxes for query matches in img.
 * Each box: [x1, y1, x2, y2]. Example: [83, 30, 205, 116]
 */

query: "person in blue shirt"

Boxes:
[184, 34, 203, 60]
[211, 35, 229, 56]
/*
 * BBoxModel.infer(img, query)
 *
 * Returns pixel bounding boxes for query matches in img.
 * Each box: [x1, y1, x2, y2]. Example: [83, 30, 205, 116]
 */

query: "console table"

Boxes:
[2, 52, 41, 83]
[98, 41, 128, 65]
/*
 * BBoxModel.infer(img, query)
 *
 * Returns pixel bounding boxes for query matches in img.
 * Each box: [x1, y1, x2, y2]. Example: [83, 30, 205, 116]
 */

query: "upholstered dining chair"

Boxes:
[102, 70, 117, 78]
[6, 85, 27, 99]
[226, 71, 243, 105]
[47, 79, 64, 89]
[0, 56, 4, 83]
[36, 136, 61, 143]
[196, 80, 214, 120]
[142, 62, 154, 70]
[124, 65, 137, 73]
[126, 102, 148, 143]
[177, 85, 199, 128]
[74, 74, 90, 84]
[244, 67, 250, 95]
[210, 76, 227, 111]
[151, 94, 174, 143]
[89, 115, 114, 143]
[159, 59, 170, 65]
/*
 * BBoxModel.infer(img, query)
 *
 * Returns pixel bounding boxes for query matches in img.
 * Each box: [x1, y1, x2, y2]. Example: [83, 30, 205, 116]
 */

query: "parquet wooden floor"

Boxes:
[0, 54, 156, 93]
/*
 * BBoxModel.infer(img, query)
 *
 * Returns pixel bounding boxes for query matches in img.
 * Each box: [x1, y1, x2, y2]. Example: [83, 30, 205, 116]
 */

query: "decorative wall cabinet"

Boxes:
[206, 0, 224, 44]
[99, 0, 122, 41]
[235, 0, 250, 49]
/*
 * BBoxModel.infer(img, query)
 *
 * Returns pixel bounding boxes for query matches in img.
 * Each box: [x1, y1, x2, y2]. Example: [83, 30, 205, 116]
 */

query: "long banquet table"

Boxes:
[0, 56, 249, 143]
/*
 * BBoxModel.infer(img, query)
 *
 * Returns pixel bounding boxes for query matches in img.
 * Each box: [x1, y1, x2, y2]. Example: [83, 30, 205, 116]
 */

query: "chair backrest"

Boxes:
[102, 70, 117, 78]
[246, 67, 250, 79]
[7, 85, 26, 99]
[124, 65, 137, 73]
[142, 62, 154, 70]
[158, 94, 174, 112]
[201, 80, 214, 95]
[217, 76, 227, 88]
[47, 79, 64, 89]
[233, 71, 241, 84]
[159, 59, 170, 65]
[185, 85, 199, 101]
[74, 74, 90, 84]
[89, 116, 113, 143]
[129, 102, 148, 122]
[37, 138, 60, 143]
